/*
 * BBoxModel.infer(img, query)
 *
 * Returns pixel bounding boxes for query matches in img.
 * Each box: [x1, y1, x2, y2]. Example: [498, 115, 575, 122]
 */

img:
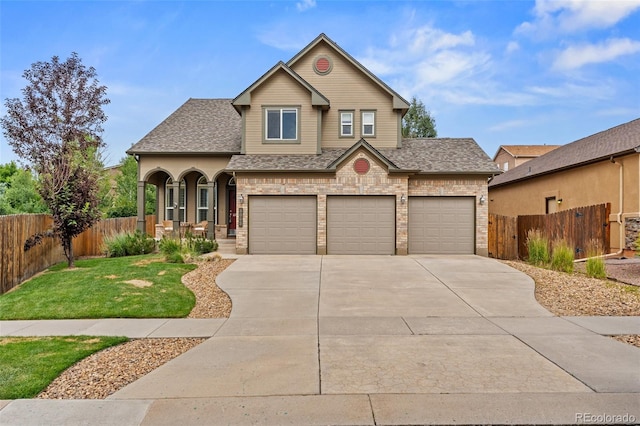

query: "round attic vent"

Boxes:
[354, 158, 370, 174]
[314, 55, 332, 75]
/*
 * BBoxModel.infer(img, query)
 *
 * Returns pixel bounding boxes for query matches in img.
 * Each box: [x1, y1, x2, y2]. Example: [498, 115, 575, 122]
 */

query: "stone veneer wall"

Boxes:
[625, 217, 640, 251]
[408, 176, 488, 256]
[236, 150, 489, 255]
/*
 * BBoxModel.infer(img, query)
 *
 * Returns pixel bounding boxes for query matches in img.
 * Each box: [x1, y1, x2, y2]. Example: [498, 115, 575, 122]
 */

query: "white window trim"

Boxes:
[340, 111, 354, 137]
[197, 176, 208, 223]
[361, 111, 376, 137]
[165, 178, 174, 221]
[263, 106, 300, 143]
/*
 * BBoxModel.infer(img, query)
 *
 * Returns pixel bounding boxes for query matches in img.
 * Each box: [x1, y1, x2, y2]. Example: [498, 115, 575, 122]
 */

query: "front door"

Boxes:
[228, 189, 236, 236]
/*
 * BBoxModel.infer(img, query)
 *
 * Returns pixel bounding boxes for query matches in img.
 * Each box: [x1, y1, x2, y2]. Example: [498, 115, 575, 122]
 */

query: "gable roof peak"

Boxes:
[232, 61, 329, 112]
[327, 138, 399, 170]
[287, 33, 410, 111]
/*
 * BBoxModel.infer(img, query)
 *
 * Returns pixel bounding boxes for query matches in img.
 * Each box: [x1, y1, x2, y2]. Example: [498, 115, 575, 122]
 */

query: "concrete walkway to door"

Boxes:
[1, 255, 639, 425]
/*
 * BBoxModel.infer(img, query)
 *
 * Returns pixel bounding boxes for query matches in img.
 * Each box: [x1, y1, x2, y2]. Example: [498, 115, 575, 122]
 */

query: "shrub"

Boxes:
[527, 229, 549, 266]
[551, 239, 574, 273]
[103, 230, 155, 257]
[185, 233, 218, 255]
[159, 235, 181, 257]
[165, 251, 184, 264]
[636, 234, 640, 257]
[585, 239, 606, 279]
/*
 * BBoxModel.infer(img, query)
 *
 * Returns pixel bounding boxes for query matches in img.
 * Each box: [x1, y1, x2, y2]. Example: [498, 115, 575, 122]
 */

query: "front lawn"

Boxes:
[0, 336, 127, 399]
[0, 254, 197, 319]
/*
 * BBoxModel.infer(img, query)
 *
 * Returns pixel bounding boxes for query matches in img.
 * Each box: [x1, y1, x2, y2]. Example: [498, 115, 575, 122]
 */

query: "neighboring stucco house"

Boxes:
[128, 34, 499, 255]
[493, 145, 561, 172]
[489, 118, 640, 254]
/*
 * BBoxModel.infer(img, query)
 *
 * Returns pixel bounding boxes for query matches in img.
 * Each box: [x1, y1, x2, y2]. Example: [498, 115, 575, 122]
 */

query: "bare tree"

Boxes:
[1, 53, 110, 267]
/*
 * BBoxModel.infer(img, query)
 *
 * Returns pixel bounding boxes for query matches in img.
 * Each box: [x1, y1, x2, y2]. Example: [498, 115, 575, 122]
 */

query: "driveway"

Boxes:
[3, 255, 639, 425]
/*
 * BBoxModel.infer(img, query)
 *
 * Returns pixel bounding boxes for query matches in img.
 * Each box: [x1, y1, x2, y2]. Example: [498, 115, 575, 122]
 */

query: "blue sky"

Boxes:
[2, 0, 639, 166]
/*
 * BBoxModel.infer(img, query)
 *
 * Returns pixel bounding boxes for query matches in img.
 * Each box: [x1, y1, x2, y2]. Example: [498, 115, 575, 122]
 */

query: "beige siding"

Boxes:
[244, 70, 318, 154]
[290, 43, 400, 149]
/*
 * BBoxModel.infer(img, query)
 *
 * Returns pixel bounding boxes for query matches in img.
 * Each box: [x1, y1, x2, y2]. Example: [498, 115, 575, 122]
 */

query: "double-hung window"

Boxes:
[340, 111, 354, 137]
[197, 176, 208, 222]
[265, 107, 298, 141]
[362, 111, 375, 137]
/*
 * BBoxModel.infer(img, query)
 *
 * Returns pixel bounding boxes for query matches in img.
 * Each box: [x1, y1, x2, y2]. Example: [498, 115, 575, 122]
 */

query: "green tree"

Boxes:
[0, 168, 48, 214]
[1, 53, 110, 267]
[402, 96, 437, 138]
[106, 155, 156, 218]
[0, 161, 19, 184]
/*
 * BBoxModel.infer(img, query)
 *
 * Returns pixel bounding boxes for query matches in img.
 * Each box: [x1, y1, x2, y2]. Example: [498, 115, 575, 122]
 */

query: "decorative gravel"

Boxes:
[502, 260, 640, 317]
[38, 257, 639, 399]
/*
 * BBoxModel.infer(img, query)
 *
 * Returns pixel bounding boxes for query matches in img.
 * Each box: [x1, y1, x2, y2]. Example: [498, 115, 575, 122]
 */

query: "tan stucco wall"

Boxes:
[290, 43, 401, 149]
[488, 153, 640, 251]
[244, 70, 318, 155]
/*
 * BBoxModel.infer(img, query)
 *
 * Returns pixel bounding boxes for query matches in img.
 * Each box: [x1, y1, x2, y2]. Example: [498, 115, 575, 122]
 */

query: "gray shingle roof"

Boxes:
[489, 118, 640, 188]
[127, 98, 241, 155]
[226, 149, 346, 171]
[226, 138, 500, 175]
[382, 138, 500, 174]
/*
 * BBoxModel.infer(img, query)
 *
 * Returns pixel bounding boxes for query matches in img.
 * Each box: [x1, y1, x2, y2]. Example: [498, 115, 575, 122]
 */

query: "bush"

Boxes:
[165, 251, 184, 264]
[636, 234, 640, 257]
[527, 229, 549, 266]
[585, 239, 606, 279]
[103, 230, 155, 257]
[185, 233, 218, 255]
[159, 236, 181, 257]
[551, 239, 574, 273]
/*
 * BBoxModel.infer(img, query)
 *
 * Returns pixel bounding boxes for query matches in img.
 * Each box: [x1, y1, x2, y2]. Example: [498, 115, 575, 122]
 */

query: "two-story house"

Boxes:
[493, 145, 561, 172]
[128, 34, 499, 255]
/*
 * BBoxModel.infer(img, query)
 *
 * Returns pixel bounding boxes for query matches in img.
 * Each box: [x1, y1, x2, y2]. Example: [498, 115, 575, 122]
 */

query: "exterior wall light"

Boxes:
[239, 194, 244, 204]
[557, 198, 563, 204]
[400, 194, 406, 204]
[479, 195, 486, 205]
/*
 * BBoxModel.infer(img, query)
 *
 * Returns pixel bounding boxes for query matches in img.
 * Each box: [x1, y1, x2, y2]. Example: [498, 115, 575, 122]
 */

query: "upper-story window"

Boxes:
[503, 162, 509, 171]
[362, 111, 376, 137]
[264, 107, 299, 142]
[340, 111, 354, 137]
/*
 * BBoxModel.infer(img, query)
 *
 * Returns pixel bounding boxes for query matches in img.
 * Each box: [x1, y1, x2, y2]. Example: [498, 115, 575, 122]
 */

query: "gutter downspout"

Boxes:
[577, 156, 624, 262]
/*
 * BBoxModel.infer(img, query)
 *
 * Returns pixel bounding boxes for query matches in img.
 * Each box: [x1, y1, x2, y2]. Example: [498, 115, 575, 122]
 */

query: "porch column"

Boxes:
[207, 180, 215, 240]
[136, 180, 146, 233]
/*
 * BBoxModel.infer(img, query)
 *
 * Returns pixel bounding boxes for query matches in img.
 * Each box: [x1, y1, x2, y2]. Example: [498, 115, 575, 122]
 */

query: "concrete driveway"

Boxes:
[2, 255, 639, 425]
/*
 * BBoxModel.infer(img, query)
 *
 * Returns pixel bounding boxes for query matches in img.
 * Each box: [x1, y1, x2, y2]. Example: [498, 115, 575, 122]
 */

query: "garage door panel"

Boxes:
[327, 196, 395, 255]
[409, 197, 475, 254]
[249, 196, 316, 254]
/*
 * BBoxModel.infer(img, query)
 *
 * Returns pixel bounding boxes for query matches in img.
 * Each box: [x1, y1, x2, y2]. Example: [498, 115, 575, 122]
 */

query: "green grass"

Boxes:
[0, 336, 127, 399]
[0, 254, 197, 319]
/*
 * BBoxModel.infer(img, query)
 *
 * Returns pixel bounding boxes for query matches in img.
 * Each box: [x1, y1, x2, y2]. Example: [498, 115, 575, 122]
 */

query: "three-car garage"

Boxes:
[246, 195, 476, 255]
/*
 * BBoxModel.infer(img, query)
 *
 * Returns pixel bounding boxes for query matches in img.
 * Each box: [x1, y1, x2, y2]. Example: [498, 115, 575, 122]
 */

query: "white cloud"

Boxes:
[553, 38, 640, 70]
[517, 0, 640, 36]
[488, 119, 530, 132]
[296, 0, 316, 12]
[506, 41, 520, 54]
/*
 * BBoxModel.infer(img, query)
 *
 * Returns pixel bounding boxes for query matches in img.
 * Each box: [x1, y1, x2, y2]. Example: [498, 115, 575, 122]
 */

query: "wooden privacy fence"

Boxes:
[0, 214, 156, 294]
[489, 203, 611, 261]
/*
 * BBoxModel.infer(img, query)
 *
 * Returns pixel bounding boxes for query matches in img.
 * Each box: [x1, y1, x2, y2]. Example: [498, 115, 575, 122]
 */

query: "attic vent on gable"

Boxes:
[314, 55, 333, 75]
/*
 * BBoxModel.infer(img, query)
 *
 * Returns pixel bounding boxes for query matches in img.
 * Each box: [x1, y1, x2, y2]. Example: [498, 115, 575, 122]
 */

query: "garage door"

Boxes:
[409, 197, 475, 254]
[249, 196, 316, 254]
[327, 196, 395, 255]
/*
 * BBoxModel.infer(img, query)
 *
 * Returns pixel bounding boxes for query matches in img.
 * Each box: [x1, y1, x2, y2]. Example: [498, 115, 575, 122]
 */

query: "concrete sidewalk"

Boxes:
[1, 255, 639, 425]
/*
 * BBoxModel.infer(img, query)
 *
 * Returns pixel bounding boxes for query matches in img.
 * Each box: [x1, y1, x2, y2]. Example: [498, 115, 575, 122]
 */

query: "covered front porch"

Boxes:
[134, 157, 237, 241]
